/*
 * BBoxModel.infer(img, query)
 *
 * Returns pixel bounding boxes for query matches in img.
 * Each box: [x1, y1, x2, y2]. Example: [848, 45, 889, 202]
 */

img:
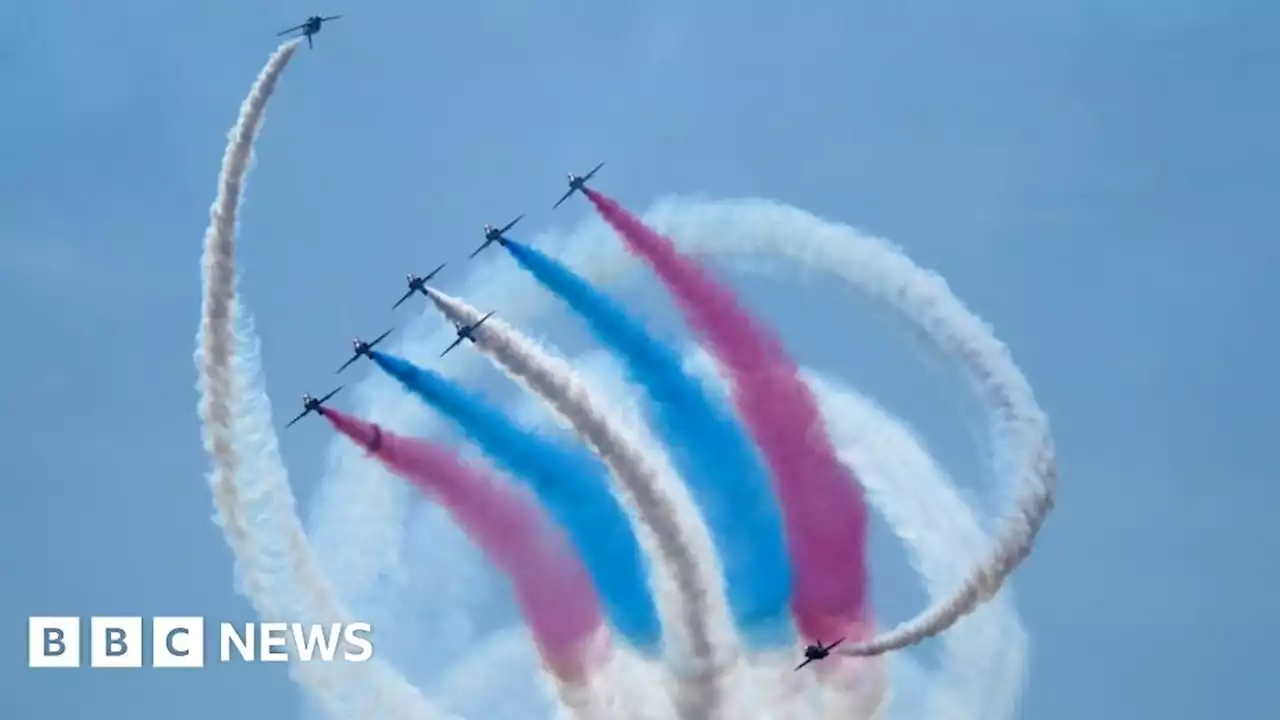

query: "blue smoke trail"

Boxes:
[504, 240, 794, 646]
[370, 351, 662, 652]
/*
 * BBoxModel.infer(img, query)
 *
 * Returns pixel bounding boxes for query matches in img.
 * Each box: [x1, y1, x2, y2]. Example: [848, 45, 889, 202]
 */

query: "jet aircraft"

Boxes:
[793, 638, 845, 672]
[337, 329, 394, 373]
[276, 14, 342, 49]
[440, 311, 496, 357]
[285, 386, 343, 428]
[392, 262, 448, 309]
[468, 215, 524, 258]
[552, 162, 605, 209]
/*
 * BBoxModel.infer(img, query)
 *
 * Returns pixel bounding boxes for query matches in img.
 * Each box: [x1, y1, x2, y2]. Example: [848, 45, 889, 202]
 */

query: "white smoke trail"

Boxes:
[197, 40, 298, 563]
[547, 627, 614, 718]
[195, 36, 1036, 720]
[792, 369, 1022, 720]
[520, 347, 1024, 719]
[425, 288, 730, 720]
[555, 659, 620, 720]
[299, 198, 1042, 714]
[194, 41, 450, 719]
[498, 351, 814, 720]
[227, 312, 457, 718]
[423, 626, 631, 720]
[804, 371, 1026, 720]
[684, 345, 1026, 718]
[640, 198, 1056, 657]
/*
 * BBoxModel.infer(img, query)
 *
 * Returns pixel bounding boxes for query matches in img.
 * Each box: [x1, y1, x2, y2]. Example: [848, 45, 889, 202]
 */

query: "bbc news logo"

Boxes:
[28, 617, 373, 668]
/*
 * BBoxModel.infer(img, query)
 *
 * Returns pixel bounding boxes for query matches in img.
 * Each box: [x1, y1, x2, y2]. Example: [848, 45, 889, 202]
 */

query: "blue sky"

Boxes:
[2, 0, 1277, 717]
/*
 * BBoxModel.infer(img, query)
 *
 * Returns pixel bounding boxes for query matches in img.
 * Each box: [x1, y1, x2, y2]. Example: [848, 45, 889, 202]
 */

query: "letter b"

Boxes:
[28, 617, 80, 668]
[48, 629, 67, 655]
[90, 617, 142, 668]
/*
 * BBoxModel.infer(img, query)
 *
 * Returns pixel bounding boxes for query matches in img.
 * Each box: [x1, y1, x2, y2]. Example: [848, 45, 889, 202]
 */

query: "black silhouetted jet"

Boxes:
[794, 638, 844, 671]
[469, 215, 523, 259]
[276, 14, 342, 49]
[440, 311, 495, 357]
[392, 262, 448, 309]
[286, 386, 343, 428]
[337, 329, 394, 373]
[552, 162, 604, 209]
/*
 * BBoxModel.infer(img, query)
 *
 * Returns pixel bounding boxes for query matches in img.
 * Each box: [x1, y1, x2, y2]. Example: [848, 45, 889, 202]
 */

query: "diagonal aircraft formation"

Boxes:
[283, 155, 605, 426]
[271, 16, 606, 397]
[275, 18, 841, 673]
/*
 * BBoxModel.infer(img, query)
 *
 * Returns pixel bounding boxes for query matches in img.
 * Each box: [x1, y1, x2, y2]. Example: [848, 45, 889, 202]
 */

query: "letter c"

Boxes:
[166, 628, 189, 657]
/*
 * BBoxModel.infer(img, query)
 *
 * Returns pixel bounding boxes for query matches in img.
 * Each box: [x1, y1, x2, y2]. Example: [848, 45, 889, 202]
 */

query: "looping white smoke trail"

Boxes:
[303, 197, 1041, 716]
[195, 41, 451, 719]
[425, 288, 730, 720]
[197, 49, 1038, 712]
[527, 347, 1021, 720]
[639, 198, 1057, 657]
[802, 371, 1026, 720]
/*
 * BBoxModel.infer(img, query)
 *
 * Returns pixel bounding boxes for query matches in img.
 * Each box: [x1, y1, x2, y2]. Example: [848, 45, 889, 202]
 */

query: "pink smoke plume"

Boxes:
[323, 408, 608, 682]
[586, 188, 870, 643]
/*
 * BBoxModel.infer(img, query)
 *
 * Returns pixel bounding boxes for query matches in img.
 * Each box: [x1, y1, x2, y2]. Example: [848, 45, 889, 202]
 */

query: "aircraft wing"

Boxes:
[276, 24, 306, 35]
[500, 214, 524, 233]
[793, 657, 816, 672]
[368, 328, 394, 348]
[392, 288, 415, 309]
[424, 262, 447, 282]
[473, 311, 496, 330]
[583, 161, 605, 180]
[440, 336, 465, 358]
[321, 15, 343, 21]
[317, 386, 344, 404]
[336, 353, 361, 374]
[468, 239, 492, 259]
[552, 187, 575, 209]
[285, 408, 310, 428]
[824, 638, 845, 652]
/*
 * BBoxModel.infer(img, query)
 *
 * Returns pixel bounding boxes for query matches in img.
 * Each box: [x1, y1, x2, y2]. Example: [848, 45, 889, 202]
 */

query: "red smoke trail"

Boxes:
[323, 409, 607, 682]
[586, 188, 870, 644]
